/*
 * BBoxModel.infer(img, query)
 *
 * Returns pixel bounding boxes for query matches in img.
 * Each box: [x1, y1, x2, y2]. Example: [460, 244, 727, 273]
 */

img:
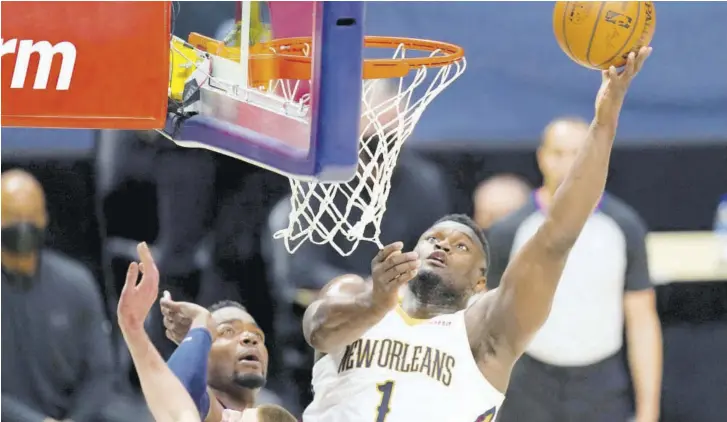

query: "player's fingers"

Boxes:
[372, 242, 404, 265]
[119, 269, 133, 301]
[160, 298, 182, 313]
[165, 329, 180, 344]
[381, 251, 419, 272]
[137, 242, 158, 274]
[373, 250, 400, 278]
[125, 262, 139, 290]
[395, 269, 419, 285]
[160, 290, 176, 307]
[160, 306, 181, 323]
[380, 260, 421, 284]
[163, 315, 176, 329]
[601, 69, 610, 82]
[634, 46, 652, 74]
[623, 51, 636, 78]
[179, 313, 193, 325]
[608, 65, 618, 80]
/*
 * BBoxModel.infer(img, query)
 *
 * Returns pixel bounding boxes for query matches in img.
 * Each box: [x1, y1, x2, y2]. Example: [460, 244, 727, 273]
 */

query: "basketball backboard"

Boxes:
[165, 1, 365, 182]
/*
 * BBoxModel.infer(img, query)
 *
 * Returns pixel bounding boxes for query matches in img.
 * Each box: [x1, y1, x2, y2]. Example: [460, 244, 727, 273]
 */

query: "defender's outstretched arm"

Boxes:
[466, 48, 653, 367]
[123, 328, 202, 422]
[118, 244, 202, 422]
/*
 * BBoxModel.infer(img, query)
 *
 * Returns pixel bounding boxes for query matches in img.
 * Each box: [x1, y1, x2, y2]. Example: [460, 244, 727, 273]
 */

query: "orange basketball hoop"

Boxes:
[173, 32, 467, 255]
[187, 33, 465, 85]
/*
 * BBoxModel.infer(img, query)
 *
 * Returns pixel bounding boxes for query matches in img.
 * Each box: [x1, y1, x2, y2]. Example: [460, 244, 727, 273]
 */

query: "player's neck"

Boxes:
[210, 387, 256, 411]
[400, 290, 464, 319]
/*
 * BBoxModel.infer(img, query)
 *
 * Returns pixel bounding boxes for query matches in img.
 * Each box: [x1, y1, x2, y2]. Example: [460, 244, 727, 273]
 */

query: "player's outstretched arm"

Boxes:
[467, 48, 653, 369]
[118, 243, 201, 422]
[303, 242, 419, 354]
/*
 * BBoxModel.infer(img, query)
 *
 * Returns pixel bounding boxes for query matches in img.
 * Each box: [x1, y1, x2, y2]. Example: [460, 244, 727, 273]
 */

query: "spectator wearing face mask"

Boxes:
[1, 169, 115, 422]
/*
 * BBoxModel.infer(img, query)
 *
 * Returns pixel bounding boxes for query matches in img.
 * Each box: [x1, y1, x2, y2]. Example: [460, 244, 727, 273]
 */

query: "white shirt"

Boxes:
[303, 306, 504, 422]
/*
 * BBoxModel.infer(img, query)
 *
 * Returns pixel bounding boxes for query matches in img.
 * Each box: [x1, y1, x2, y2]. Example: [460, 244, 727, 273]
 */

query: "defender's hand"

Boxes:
[595, 46, 652, 125]
[160, 292, 216, 343]
[117, 242, 160, 334]
[370, 242, 420, 309]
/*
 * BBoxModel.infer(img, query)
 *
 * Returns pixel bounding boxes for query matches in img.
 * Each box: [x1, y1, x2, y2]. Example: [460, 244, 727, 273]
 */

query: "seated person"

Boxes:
[1, 169, 114, 422]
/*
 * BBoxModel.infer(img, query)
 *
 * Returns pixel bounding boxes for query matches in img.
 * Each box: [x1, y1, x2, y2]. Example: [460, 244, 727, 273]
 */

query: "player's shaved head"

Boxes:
[537, 117, 591, 194]
[473, 174, 531, 229]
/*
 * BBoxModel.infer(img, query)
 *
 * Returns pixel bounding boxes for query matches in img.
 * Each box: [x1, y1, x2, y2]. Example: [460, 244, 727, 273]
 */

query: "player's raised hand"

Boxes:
[160, 291, 216, 343]
[370, 241, 420, 308]
[118, 242, 160, 334]
[595, 46, 652, 124]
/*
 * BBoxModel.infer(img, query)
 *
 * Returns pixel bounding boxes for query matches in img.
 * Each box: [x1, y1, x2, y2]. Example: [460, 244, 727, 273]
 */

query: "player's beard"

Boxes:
[408, 269, 460, 308]
[233, 373, 266, 390]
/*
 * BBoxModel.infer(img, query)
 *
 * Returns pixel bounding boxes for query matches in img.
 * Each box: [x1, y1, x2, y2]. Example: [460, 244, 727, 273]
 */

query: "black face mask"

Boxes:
[2, 222, 46, 254]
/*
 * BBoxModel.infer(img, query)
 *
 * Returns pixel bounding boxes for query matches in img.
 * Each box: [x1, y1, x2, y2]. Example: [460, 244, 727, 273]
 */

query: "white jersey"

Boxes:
[303, 306, 504, 422]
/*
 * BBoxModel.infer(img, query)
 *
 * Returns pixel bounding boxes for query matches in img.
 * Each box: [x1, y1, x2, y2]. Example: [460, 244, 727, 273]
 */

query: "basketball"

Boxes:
[553, 1, 656, 70]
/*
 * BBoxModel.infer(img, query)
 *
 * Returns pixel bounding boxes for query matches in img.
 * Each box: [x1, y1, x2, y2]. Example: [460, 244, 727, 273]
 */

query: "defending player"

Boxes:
[160, 295, 268, 422]
[118, 242, 203, 422]
[302, 47, 652, 422]
[160, 293, 298, 422]
[121, 243, 296, 422]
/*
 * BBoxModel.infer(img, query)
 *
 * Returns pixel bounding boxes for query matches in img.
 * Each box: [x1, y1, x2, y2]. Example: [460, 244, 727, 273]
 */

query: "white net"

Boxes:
[270, 41, 466, 256]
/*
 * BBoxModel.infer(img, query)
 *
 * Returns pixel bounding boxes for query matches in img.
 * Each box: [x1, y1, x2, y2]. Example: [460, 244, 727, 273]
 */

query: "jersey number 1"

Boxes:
[375, 380, 395, 422]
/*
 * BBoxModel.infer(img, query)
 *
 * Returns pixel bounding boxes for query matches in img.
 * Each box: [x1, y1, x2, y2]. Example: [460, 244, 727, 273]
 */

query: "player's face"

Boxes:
[537, 122, 588, 188]
[208, 307, 268, 391]
[410, 221, 487, 305]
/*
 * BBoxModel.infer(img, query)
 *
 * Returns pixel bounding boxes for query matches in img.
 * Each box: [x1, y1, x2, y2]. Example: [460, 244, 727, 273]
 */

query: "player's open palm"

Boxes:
[160, 291, 215, 344]
[371, 241, 420, 309]
[118, 242, 160, 334]
[595, 46, 652, 123]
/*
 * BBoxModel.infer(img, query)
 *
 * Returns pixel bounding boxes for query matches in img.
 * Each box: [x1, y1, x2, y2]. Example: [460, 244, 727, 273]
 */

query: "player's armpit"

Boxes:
[303, 274, 387, 354]
[466, 229, 569, 384]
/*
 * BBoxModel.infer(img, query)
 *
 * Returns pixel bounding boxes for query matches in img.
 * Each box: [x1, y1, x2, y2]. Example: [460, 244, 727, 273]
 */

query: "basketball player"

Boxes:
[160, 295, 298, 422]
[302, 47, 652, 422]
[118, 242, 206, 422]
[117, 242, 296, 422]
[119, 243, 296, 422]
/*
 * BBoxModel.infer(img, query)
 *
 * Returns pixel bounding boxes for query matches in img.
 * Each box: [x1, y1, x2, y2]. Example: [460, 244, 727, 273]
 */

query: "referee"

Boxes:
[489, 117, 663, 422]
